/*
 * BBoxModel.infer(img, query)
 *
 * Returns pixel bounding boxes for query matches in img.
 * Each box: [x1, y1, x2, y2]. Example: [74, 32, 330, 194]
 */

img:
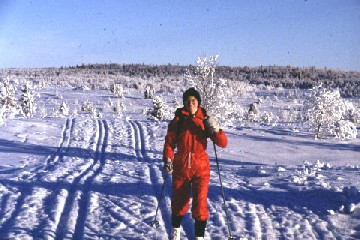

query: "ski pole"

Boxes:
[150, 173, 168, 228]
[213, 142, 235, 240]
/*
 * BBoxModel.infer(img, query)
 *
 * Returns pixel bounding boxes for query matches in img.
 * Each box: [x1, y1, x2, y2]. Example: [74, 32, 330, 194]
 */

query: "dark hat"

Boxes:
[183, 87, 201, 106]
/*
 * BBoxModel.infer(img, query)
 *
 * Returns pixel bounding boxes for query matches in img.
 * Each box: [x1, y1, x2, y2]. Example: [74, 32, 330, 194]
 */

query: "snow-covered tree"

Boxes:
[303, 85, 358, 139]
[112, 100, 126, 118]
[37, 102, 47, 118]
[0, 79, 19, 119]
[19, 82, 37, 118]
[343, 100, 360, 124]
[110, 83, 124, 98]
[144, 85, 154, 99]
[81, 100, 94, 112]
[186, 55, 239, 127]
[335, 120, 357, 140]
[261, 111, 276, 124]
[147, 96, 170, 120]
[226, 99, 246, 127]
[248, 102, 259, 114]
[193, 55, 219, 112]
[172, 96, 182, 110]
[59, 102, 69, 116]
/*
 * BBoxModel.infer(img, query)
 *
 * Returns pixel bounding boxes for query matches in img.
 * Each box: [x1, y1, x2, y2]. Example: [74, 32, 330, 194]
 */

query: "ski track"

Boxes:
[128, 119, 172, 239]
[0, 118, 109, 239]
[45, 118, 75, 169]
[54, 119, 108, 240]
[0, 118, 76, 239]
[0, 117, 354, 239]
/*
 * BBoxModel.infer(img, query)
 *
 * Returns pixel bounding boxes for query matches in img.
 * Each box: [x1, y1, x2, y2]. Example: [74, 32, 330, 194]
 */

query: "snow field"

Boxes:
[0, 86, 359, 239]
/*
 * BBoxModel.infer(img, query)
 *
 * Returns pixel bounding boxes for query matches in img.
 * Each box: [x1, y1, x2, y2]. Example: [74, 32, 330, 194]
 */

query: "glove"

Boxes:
[163, 157, 173, 174]
[204, 116, 220, 134]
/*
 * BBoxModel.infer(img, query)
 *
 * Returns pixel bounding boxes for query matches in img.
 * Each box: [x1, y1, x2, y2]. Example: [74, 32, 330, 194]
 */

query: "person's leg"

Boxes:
[170, 176, 190, 239]
[172, 176, 191, 217]
[191, 175, 210, 238]
[171, 214, 183, 228]
[191, 175, 210, 220]
[170, 214, 183, 240]
[195, 219, 207, 238]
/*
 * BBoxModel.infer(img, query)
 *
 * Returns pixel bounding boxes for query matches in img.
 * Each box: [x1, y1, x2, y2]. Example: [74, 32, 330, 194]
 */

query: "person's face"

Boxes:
[185, 96, 198, 114]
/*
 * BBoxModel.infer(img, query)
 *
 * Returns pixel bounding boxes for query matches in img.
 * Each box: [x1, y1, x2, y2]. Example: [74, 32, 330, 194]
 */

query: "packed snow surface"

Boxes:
[0, 87, 359, 240]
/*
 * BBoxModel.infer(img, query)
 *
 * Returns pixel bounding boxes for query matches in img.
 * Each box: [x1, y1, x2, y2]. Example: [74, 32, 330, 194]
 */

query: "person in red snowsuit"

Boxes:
[163, 87, 228, 239]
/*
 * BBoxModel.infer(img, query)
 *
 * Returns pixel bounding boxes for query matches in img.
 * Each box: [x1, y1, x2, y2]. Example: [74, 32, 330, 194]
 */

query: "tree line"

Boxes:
[67, 63, 360, 97]
[2, 63, 360, 97]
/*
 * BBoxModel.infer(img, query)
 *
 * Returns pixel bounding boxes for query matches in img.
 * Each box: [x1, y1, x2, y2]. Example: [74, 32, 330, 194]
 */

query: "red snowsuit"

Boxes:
[163, 107, 228, 221]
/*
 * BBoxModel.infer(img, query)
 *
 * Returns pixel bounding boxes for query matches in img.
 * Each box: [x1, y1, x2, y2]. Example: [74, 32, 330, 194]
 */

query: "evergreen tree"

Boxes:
[144, 85, 154, 99]
[19, 82, 37, 118]
[110, 83, 124, 98]
[0, 79, 18, 119]
[147, 96, 170, 120]
[59, 102, 69, 116]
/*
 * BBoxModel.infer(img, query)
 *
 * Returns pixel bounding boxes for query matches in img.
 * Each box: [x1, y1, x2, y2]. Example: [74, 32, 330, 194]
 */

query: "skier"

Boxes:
[163, 87, 228, 240]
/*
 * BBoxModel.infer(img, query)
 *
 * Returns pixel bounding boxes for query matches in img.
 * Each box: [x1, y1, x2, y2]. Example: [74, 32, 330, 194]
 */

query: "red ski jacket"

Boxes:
[163, 107, 228, 177]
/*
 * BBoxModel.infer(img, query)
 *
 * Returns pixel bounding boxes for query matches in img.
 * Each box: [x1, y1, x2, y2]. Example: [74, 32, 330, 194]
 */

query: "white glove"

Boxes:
[163, 157, 173, 174]
[204, 116, 220, 133]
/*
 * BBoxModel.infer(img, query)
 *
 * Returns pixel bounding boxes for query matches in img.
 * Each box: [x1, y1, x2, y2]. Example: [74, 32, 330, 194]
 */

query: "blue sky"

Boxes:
[0, 0, 359, 70]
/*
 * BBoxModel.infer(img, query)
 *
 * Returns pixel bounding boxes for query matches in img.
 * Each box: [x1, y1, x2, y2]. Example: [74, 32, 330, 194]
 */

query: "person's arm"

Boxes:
[204, 116, 228, 148]
[211, 130, 228, 148]
[163, 119, 177, 161]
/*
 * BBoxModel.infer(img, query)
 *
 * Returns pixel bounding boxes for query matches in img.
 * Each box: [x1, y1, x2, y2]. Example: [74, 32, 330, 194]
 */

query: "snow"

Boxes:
[0, 82, 359, 239]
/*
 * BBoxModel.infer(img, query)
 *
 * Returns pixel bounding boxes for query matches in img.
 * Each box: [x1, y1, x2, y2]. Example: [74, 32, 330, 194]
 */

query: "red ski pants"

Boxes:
[171, 174, 210, 221]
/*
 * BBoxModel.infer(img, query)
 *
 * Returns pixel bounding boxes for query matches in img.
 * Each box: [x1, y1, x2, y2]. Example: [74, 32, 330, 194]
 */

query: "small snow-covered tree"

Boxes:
[172, 96, 182, 110]
[193, 55, 219, 112]
[248, 102, 259, 114]
[335, 120, 357, 140]
[59, 102, 69, 116]
[0, 81, 17, 108]
[343, 101, 360, 124]
[303, 85, 357, 139]
[226, 99, 246, 127]
[110, 83, 124, 98]
[0, 79, 18, 119]
[186, 55, 238, 127]
[81, 100, 94, 112]
[81, 100, 97, 118]
[19, 81, 37, 118]
[112, 100, 126, 118]
[147, 96, 170, 120]
[261, 111, 276, 124]
[144, 85, 154, 99]
[37, 102, 47, 118]
[184, 69, 195, 89]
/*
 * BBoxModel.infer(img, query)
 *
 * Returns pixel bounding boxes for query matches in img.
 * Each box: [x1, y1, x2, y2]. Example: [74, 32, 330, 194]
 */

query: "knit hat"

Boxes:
[183, 87, 201, 106]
